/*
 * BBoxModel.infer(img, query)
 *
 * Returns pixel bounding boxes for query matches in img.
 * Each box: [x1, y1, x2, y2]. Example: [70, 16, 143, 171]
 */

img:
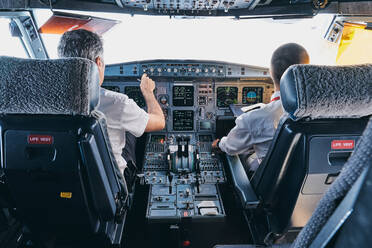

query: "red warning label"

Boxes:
[331, 140, 354, 150]
[28, 135, 54, 145]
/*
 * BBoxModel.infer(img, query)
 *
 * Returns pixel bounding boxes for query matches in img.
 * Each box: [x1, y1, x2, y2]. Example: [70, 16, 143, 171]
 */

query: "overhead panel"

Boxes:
[116, 0, 262, 14]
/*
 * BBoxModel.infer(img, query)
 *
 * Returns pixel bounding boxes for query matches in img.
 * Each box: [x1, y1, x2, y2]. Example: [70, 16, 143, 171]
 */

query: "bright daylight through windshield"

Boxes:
[34, 10, 337, 67]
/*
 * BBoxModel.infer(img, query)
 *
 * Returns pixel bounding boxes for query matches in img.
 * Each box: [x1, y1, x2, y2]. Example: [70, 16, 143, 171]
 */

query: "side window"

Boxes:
[0, 18, 28, 58]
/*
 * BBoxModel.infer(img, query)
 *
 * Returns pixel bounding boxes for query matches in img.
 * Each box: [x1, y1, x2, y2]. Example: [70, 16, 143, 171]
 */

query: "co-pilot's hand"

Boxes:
[140, 73, 155, 97]
[212, 139, 220, 149]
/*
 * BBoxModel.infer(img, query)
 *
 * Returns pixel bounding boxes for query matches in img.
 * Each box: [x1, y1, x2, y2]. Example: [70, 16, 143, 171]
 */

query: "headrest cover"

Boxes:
[0, 56, 100, 116]
[280, 64, 372, 120]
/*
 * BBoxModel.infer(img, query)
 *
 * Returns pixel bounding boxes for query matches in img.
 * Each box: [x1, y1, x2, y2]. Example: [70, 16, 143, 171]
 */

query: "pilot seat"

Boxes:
[226, 64, 372, 245]
[0, 56, 129, 247]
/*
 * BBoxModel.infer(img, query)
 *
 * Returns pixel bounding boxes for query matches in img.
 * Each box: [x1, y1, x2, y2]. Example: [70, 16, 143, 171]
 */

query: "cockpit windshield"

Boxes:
[34, 10, 336, 66]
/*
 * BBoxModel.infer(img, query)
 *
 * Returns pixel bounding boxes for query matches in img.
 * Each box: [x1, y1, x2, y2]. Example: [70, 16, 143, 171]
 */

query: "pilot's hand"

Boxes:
[212, 139, 220, 149]
[140, 73, 155, 97]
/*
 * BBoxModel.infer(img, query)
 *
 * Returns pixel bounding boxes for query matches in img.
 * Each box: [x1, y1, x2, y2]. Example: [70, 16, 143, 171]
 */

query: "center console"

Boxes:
[142, 82, 226, 223]
[143, 132, 226, 223]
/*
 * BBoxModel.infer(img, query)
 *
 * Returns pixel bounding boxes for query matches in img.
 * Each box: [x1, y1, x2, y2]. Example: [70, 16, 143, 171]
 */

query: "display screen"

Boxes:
[102, 85, 120, 92]
[199, 121, 212, 131]
[125, 86, 146, 108]
[150, 135, 166, 144]
[242, 87, 263, 105]
[173, 110, 194, 131]
[216, 86, 238, 107]
[173, 86, 194, 106]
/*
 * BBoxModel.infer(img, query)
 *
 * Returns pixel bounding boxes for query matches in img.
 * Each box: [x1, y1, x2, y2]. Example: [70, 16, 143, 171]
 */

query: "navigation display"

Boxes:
[242, 87, 263, 105]
[172, 86, 194, 106]
[125, 86, 146, 108]
[216, 86, 238, 108]
[173, 110, 194, 131]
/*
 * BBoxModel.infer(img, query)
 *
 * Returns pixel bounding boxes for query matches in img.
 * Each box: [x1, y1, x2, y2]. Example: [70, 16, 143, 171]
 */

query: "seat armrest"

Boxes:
[226, 155, 259, 209]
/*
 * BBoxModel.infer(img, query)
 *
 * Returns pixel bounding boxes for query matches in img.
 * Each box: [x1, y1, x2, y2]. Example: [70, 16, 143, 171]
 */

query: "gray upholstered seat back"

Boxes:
[280, 64, 372, 120]
[0, 56, 100, 116]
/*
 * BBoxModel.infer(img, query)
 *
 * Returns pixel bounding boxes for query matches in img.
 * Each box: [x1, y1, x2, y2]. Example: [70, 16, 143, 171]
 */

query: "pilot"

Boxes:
[57, 29, 165, 187]
[212, 43, 309, 172]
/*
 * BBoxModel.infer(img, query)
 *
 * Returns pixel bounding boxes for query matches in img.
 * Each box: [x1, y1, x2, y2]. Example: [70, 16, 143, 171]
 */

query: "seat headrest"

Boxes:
[280, 64, 372, 120]
[0, 56, 100, 116]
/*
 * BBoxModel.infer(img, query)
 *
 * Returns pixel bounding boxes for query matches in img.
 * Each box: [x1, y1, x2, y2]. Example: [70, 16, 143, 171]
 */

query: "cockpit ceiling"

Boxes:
[116, 0, 266, 14]
[5, 0, 372, 17]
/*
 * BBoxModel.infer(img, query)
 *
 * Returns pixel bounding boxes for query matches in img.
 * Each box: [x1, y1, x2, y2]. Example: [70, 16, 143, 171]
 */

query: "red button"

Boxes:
[183, 240, 191, 247]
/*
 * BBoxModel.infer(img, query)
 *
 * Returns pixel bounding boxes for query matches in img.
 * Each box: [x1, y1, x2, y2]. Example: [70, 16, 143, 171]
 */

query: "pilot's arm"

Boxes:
[140, 74, 166, 132]
[212, 115, 255, 155]
[212, 112, 274, 155]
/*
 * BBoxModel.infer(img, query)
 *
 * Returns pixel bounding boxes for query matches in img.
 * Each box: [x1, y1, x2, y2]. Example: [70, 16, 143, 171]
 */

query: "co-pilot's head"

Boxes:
[270, 43, 310, 90]
[58, 29, 105, 86]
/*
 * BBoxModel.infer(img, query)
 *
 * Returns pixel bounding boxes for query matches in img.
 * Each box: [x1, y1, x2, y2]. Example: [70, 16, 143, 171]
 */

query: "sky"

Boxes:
[1, 10, 339, 67]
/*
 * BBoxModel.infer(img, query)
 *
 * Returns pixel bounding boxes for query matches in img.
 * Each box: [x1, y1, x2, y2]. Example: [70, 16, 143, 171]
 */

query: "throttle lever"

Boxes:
[168, 173, 173, 194]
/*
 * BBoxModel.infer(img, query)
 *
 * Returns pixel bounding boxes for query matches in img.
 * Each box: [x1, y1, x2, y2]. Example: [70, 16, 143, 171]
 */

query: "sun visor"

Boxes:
[39, 11, 120, 35]
[336, 22, 372, 65]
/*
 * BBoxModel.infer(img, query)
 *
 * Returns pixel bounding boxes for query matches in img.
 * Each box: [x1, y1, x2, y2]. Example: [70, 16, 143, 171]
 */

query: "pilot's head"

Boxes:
[270, 43, 310, 90]
[58, 29, 105, 85]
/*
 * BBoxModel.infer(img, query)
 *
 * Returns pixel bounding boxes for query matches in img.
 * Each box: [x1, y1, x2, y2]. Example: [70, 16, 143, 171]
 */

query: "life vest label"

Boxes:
[331, 140, 354, 150]
[28, 135, 54, 145]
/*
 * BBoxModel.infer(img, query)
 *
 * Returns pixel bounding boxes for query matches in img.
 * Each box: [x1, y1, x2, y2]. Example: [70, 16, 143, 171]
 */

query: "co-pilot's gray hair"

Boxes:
[57, 29, 103, 62]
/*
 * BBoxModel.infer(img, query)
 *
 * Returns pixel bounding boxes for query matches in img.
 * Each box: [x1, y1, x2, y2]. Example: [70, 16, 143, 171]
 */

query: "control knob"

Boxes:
[159, 96, 168, 105]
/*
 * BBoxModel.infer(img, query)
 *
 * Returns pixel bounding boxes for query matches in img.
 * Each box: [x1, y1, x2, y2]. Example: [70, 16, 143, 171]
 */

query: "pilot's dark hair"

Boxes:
[58, 29, 103, 62]
[270, 43, 309, 86]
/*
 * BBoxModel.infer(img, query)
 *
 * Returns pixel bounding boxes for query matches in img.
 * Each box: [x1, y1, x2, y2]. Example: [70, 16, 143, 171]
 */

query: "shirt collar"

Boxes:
[270, 91, 281, 101]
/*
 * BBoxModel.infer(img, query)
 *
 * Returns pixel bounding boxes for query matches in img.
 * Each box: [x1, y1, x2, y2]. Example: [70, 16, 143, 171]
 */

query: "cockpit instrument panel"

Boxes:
[216, 86, 238, 108]
[102, 60, 275, 223]
[242, 87, 263, 105]
[173, 85, 194, 106]
[125, 86, 146, 108]
[104, 60, 274, 133]
[173, 110, 194, 131]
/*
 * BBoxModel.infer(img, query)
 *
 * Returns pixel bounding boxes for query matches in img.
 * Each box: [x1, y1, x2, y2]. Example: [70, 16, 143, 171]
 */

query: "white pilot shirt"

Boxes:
[97, 88, 149, 174]
[218, 91, 283, 169]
